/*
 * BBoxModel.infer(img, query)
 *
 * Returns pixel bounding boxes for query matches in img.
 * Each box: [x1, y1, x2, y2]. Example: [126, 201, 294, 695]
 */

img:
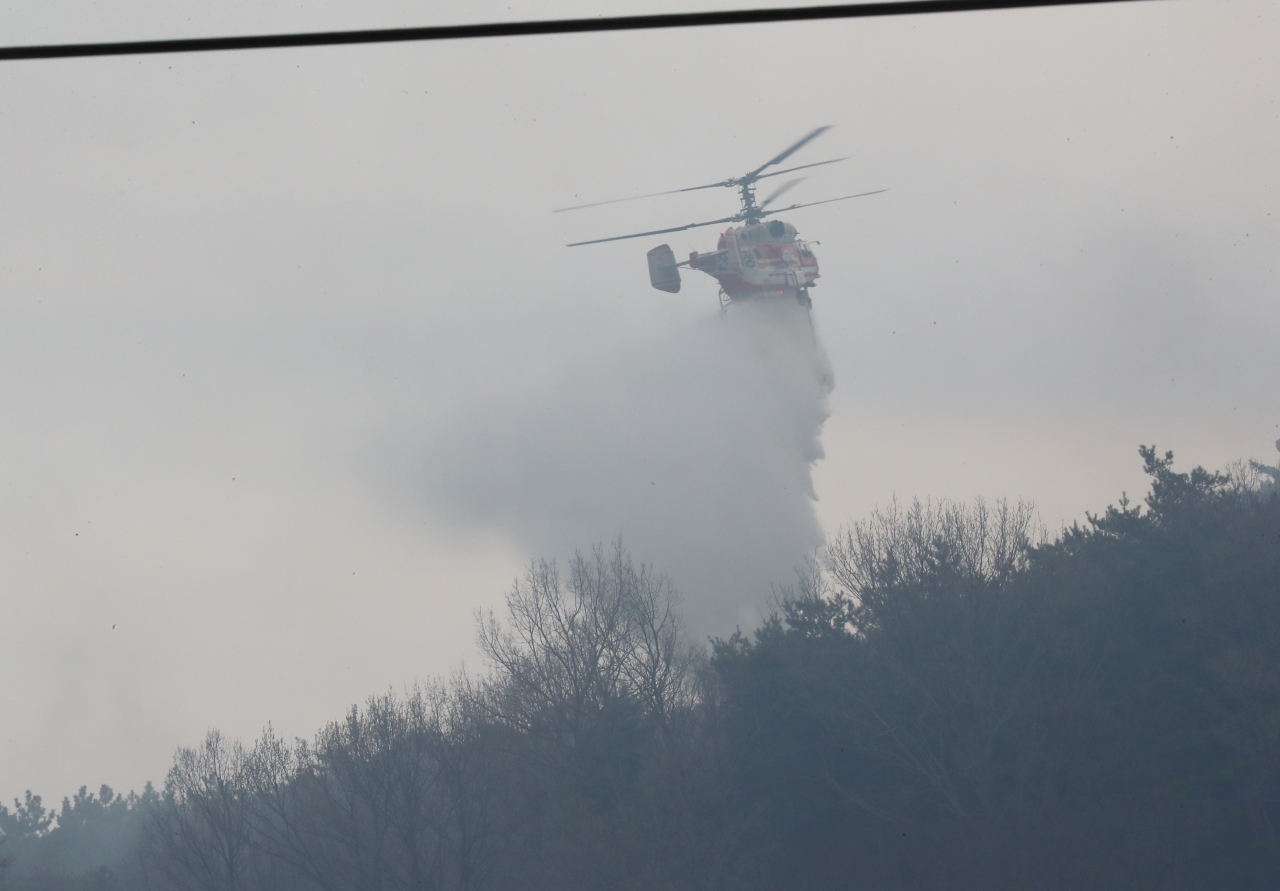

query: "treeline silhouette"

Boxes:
[3, 444, 1279, 890]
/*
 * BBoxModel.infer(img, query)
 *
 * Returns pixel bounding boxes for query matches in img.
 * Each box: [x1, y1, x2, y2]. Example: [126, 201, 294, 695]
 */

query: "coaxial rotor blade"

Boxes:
[762, 189, 888, 215]
[754, 156, 849, 181]
[759, 178, 806, 210]
[746, 126, 831, 179]
[555, 146, 846, 213]
[566, 215, 739, 247]
[553, 179, 733, 213]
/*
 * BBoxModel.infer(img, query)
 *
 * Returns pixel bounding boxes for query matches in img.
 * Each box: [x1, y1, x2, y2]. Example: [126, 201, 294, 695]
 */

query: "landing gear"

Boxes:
[796, 289, 812, 309]
[718, 287, 731, 313]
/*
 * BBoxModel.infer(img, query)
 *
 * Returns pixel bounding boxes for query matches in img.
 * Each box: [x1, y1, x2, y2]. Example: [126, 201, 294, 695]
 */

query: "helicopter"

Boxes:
[557, 127, 884, 310]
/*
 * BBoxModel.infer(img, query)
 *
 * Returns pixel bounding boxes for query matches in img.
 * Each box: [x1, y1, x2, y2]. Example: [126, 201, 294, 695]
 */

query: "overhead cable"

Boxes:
[0, 0, 1158, 62]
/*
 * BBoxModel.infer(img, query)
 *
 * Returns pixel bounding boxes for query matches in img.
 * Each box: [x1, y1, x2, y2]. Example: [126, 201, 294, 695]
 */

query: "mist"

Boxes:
[1, 0, 1276, 863]
[418, 297, 833, 633]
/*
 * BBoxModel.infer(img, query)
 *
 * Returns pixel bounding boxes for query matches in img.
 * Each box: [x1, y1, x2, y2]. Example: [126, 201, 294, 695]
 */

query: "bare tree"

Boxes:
[241, 686, 505, 891]
[149, 730, 254, 891]
[1235, 438, 1280, 496]
[428, 676, 510, 891]
[825, 496, 1040, 625]
[473, 540, 704, 889]
[297, 696, 407, 891]
[476, 540, 697, 751]
[801, 498, 1061, 885]
[241, 725, 340, 891]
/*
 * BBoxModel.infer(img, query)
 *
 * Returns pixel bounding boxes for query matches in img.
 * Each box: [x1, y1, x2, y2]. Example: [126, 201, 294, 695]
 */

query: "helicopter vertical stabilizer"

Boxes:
[647, 244, 681, 293]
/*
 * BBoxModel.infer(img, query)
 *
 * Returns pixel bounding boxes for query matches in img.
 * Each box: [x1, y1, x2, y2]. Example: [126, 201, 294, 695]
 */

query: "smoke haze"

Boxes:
[420, 299, 833, 633]
[1, 0, 1276, 810]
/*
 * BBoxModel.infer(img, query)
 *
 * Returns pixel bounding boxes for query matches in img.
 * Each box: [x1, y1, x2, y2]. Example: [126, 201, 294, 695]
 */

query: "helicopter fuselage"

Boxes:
[687, 219, 818, 304]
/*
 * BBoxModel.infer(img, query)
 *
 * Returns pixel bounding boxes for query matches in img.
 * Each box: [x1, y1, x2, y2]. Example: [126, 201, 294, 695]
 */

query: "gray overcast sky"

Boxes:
[1, 0, 1277, 802]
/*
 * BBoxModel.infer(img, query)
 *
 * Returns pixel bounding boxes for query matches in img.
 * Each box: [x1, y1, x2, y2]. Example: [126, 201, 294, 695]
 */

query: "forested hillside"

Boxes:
[4, 445, 1279, 891]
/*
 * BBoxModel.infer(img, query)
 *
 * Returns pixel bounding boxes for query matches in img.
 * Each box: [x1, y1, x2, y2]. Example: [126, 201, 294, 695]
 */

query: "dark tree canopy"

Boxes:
[5, 446, 1280, 891]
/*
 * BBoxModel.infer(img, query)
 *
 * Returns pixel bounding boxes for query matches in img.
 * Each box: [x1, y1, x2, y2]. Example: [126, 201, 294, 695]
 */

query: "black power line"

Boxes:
[0, 0, 1158, 62]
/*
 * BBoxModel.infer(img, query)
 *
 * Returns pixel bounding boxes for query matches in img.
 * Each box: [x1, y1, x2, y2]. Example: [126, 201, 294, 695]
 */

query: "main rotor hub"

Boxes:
[738, 179, 765, 223]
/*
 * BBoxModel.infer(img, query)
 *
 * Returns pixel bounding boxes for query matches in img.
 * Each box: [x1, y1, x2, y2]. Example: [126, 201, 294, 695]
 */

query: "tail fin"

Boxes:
[646, 244, 681, 293]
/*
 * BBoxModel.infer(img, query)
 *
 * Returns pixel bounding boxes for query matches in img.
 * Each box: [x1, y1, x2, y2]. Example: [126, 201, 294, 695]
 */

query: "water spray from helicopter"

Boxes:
[418, 295, 833, 633]
[415, 130, 875, 630]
